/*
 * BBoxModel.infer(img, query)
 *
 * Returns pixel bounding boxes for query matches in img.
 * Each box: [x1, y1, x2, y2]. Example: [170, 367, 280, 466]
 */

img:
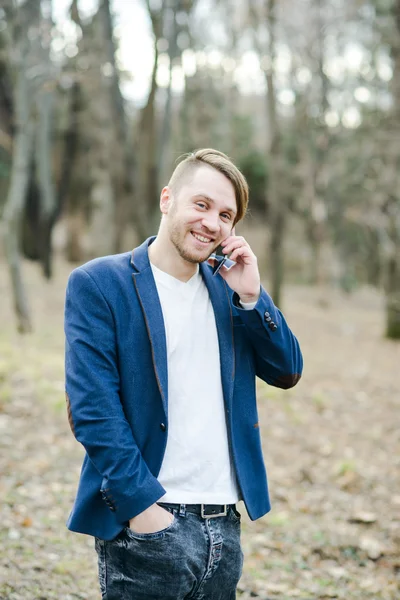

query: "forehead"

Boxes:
[179, 165, 237, 212]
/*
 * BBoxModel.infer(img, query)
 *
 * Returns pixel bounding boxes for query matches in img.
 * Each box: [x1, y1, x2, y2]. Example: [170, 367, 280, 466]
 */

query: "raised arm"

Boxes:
[208, 233, 303, 389]
[233, 287, 303, 389]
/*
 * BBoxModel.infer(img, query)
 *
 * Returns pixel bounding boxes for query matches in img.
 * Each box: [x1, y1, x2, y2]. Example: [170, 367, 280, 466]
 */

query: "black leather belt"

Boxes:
[158, 502, 231, 518]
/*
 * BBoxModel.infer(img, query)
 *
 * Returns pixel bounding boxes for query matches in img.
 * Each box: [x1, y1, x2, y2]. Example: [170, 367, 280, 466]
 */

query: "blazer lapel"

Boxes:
[130, 239, 235, 415]
[200, 263, 235, 410]
[131, 238, 168, 415]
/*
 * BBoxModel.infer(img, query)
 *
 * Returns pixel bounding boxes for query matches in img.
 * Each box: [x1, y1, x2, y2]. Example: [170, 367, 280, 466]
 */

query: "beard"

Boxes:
[168, 219, 218, 264]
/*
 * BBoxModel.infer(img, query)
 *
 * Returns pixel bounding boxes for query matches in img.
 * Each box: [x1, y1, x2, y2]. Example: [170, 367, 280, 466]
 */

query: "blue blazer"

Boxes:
[64, 237, 303, 540]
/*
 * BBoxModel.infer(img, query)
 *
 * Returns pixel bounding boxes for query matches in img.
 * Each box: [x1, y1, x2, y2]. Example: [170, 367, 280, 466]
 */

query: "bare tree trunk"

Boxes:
[5, 1, 57, 279]
[158, 0, 186, 184]
[135, 28, 161, 239]
[264, 0, 285, 307]
[62, 82, 86, 263]
[249, 0, 286, 306]
[66, 212, 86, 263]
[180, 73, 194, 152]
[81, 2, 120, 258]
[385, 201, 400, 338]
[303, 137, 327, 287]
[1, 0, 43, 332]
[385, 0, 400, 339]
[21, 157, 41, 260]
[100, 0, 137, 252]
[63, 4, 89, 263]
[306, 0, 329, 288]
[157, 12, 178, 186]
[0, 29, 13, 213]
[89, 166, 116, 256]
[2, 68, 35, 333]
[36, 86, 56, 277]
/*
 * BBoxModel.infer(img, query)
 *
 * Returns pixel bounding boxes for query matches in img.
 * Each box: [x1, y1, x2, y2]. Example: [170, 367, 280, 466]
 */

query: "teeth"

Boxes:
[193, 233, 211, 243]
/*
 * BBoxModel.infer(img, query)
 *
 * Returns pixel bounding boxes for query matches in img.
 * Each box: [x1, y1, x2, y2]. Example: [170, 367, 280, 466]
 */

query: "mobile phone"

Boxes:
[212, 244, 228, 276]
[213, 256, 228, 277]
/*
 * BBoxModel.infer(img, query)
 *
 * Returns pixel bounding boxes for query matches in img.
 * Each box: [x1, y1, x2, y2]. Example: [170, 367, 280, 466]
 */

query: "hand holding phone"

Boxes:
[208, 229, 261, 303]
[212, 244, 229, 277]
[211, 228, 236, 277]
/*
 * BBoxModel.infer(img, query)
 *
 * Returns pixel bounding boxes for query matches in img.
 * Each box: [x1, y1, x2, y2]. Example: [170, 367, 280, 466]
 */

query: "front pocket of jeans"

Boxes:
[229, 506, 241, 523]
[124, 515, 177, 540]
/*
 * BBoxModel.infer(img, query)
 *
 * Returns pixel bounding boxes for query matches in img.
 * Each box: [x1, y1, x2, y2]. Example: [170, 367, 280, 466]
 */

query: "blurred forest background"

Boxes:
[0, 0, 400, 335]
[1, 1, 400, 600]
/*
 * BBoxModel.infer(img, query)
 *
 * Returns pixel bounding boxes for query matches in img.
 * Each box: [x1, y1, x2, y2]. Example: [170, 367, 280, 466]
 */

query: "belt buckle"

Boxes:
[201, 504, 227, 519]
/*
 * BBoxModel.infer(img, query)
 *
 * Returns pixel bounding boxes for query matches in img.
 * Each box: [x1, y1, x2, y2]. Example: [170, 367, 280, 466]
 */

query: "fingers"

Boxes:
[221, 235, 248, 255]
[229, 245, 254, 264]
[221, 235, 256, 264]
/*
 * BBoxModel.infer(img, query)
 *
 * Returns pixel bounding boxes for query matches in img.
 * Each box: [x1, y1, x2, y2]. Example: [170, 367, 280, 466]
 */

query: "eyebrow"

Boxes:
[194, 194, 237, 216]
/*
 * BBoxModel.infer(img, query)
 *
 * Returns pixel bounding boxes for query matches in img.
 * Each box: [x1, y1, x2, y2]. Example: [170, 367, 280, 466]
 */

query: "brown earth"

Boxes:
[0, 258, 399, 600]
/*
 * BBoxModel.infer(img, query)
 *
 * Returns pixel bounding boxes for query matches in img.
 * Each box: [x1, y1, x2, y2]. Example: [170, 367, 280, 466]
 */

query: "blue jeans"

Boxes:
[94, 505, 243, 599]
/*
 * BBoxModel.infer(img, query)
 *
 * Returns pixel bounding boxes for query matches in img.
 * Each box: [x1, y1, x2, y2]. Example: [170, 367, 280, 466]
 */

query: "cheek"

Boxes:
[221, 222, 233, 236]
[185, 212, 203, 227]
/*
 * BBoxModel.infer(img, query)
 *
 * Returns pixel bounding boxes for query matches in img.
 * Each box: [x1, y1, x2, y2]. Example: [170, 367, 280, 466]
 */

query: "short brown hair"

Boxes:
[168, 148, 249, 225]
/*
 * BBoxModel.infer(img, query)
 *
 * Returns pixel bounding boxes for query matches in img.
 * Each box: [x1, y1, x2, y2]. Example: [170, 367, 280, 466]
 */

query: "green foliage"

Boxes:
[0, 160, 10, 178]
[231, 114, 255, 152]
[238, 149, 268, 216]
[374, 0, 396, 17]
[268, 511, 290, 526]
[312, 392, 327, 412]
[231, 114, 268, 216]
[386, 295, 400, 339]
[335, 459, 357, 477]
[282, 130, 300, 166]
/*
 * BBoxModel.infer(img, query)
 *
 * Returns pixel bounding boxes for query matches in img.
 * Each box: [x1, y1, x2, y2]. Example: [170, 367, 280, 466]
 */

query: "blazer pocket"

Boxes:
[232, 315, 245, 327]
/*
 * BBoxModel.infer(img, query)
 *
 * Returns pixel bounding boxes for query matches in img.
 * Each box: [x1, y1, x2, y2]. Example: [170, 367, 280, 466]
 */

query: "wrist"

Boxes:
[130, 503, 158, 522]
[239, 292, 260, 304]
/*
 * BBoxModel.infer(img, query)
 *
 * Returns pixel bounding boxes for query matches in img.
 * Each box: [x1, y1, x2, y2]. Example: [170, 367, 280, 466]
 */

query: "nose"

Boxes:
[201, 211, 219, 233]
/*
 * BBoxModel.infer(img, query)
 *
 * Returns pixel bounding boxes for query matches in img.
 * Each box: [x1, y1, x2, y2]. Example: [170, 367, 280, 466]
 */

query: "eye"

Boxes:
[196, 202, 207, 209]
[221, 213, 231, 221]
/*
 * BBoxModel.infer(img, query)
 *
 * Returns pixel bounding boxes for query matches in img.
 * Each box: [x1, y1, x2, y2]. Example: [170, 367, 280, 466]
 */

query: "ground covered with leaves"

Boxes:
[0, 259, 399, 600]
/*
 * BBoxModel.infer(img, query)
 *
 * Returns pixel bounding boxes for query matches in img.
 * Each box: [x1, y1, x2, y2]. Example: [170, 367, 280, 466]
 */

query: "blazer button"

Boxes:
[160, 423, 166, 432]
[264, 311, 270, 321]
[269, 322, 278, 331]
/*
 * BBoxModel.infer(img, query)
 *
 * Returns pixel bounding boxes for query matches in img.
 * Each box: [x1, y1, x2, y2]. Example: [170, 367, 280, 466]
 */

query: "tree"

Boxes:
[1, 0, 43, 332]
[62, 0, 134, 260]
[134, 1, 165, 239]
[384, 0, 400, 338]
[4, 0, 59, 280]
[250, 0, 287, 307]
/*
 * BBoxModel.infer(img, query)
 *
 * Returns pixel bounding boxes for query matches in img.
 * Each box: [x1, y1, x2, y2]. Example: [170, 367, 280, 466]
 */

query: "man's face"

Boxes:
[162, 165, 237, 264]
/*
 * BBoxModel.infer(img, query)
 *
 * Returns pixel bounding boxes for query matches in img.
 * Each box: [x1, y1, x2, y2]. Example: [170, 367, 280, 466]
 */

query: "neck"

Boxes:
[149, 230, 198, 282]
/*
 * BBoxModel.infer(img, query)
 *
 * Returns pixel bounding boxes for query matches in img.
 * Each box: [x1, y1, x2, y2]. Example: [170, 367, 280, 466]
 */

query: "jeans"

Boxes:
[94, 504, 243, 599]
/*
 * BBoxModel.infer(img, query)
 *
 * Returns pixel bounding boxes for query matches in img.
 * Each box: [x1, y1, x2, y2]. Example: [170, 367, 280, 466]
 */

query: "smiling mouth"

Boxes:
[191, 232, 214, 244]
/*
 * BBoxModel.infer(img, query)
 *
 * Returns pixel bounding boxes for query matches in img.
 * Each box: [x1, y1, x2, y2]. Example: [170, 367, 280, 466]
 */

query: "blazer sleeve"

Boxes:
[232, 286, 303, 389]
[64, 267, 165, 523]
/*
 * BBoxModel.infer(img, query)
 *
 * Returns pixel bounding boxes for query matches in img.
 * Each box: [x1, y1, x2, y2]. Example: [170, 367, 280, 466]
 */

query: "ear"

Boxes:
[160, 186, 172, 214]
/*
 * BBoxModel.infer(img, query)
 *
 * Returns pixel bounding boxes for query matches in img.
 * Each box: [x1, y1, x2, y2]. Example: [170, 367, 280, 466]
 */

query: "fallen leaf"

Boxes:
[328, 566, 348, 579]
[21, 516, 33, 527]
[348, 511, 377, 524]
[359, 536, 384, 560]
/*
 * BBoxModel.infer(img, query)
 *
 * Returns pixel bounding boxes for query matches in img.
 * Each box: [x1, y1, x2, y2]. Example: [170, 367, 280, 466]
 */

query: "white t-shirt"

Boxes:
[151, 263, 240, 504]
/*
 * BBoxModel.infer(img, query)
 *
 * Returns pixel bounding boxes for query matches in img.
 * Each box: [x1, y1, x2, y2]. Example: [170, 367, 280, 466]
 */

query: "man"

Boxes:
[64, 148, 303, 599]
